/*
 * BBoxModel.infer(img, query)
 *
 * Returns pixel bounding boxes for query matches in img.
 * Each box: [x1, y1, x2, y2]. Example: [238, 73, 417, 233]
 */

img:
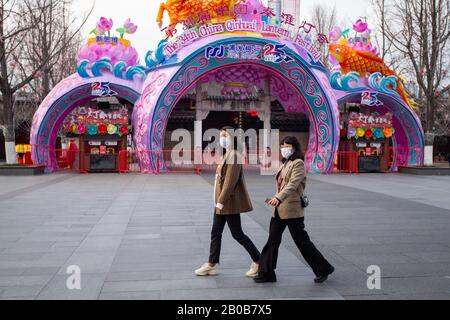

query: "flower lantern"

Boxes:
[383, 127, 394, 138]
[119, 125, 129, 136]
[88, 125, 98, 136]
[373, 128, 384, 139]
[107, 124, 118, 135]
[347, 127, 357, 139]
[78, 124, 87, 135]
[356, 128, 366, 139]
[353, 19, 369, 33]
[98, 124, 108, 136]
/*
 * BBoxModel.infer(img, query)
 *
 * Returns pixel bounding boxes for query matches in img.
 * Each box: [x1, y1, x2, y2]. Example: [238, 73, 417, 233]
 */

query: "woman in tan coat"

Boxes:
[195, 127, 261, 277]
[254, 136, 335, 283]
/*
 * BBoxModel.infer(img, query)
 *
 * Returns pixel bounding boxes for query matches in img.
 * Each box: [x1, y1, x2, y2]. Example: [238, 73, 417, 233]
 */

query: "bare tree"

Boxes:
[310, 4, 337, 68]
[0, 0, 91, 164]
[433, 92, 450, 135]
[13, 0, 83, 138]
[377, 0, 450, 135]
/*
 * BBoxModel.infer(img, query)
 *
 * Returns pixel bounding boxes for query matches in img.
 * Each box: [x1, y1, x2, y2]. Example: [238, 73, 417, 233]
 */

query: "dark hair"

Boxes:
[281, 136, 305, 163]
[220, 126, 239, 151]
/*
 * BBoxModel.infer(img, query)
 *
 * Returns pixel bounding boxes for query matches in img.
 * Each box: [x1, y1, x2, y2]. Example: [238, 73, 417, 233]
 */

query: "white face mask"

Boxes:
[281, 147, 294, 159]
[220, 137, 232, 149]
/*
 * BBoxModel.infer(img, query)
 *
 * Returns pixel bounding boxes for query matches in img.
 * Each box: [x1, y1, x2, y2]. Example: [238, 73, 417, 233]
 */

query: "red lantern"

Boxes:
[120, 125, 129, 136]
[365, 129, 374, 139]
[98, 124, 108, 136]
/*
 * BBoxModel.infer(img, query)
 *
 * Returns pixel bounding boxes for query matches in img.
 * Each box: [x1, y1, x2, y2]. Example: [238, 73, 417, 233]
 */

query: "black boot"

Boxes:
[314, 266, 335, 284]
[254, 272, 277, 283]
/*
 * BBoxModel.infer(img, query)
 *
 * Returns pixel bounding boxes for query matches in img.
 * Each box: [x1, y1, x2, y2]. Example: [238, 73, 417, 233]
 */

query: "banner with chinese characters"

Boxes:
[205, 43, 293, 64]
[349, 112, 393, 129]
[159, 1, 326, 62]
[66, 106, 128, 126]
[63, 107, 131, 136]
[347, 112, 395, 140]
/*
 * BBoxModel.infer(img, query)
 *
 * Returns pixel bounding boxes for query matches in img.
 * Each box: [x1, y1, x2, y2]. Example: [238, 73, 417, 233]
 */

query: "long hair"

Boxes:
[220, 126, 239, 152]
[281, 136, 305, 163]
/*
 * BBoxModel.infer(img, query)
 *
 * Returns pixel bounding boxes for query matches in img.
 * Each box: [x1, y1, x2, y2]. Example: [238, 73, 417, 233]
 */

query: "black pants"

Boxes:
[259, 211, 333, 277]
[209, 213, 261, 264]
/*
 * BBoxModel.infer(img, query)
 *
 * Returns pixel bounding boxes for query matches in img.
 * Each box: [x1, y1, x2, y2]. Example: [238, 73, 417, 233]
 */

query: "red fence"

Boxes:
[33, 145, 426, 175]
[334, 151, 359, 174]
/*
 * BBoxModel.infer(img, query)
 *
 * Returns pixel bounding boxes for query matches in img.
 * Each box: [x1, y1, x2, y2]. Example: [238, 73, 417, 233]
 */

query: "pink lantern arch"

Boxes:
[30, 74, 142, 172]
[133, 36, 341, 173]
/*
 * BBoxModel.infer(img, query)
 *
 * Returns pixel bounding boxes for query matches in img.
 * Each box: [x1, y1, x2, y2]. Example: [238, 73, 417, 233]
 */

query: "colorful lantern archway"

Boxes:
[133, 36, 340, 173]
[30, 75, 142, 172]
[336, 91, 424, 170]
[30, 0, 425, 174]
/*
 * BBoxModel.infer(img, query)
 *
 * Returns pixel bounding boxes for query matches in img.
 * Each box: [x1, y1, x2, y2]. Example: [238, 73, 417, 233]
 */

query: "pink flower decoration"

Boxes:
[329, 26, 342, 42]
[124, 19, 138, 34]
[76, 42, 139, 67]
[97, 17, 113, 33]
[353, 19, 368, 33]
[78, 124, 87, 135]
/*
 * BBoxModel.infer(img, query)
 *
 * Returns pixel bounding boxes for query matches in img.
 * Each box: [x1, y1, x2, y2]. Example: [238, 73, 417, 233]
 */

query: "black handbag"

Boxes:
[300, 195, 309, 208]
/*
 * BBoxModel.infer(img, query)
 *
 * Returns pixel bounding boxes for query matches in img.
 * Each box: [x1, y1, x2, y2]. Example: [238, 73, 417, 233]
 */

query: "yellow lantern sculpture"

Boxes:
[156, 0, 239, 29]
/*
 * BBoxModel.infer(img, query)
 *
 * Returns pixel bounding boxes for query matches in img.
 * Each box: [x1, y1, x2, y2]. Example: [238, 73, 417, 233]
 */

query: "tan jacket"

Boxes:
[214, 150, 253, 215]
[273, 159, 307, 220]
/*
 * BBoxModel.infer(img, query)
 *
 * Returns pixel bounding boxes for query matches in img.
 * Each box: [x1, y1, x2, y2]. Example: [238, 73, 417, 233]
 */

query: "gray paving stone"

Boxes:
[102, 278, 218, 293]
[0, 285, 44, 299]
[37, 274, 107, 300]
[99, 291, 162, 300]
[3, 172, 449, 300]
[161, 287, 281, 300]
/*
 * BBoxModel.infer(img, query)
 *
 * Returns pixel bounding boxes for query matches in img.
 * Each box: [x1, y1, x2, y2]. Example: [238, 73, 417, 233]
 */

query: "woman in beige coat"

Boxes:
[254, 136, 335, 283]
[195, 127, 261, 277]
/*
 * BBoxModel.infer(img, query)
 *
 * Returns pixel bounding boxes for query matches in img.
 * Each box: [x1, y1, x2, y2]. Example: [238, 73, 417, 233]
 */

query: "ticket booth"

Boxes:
[339, 102, 395, 173]
[63, 101, 132, 173]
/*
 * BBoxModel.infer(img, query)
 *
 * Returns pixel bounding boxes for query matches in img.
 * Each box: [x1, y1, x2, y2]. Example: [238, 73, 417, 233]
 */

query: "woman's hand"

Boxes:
[268, 198, 280, 207]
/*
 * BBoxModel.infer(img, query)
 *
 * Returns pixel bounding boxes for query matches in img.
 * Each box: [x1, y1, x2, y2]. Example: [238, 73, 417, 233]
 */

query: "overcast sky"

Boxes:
[74, 0, 374, 59]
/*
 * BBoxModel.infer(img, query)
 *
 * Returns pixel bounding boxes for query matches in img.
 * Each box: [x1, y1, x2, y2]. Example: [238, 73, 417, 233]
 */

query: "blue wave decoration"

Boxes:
[125, 65, 147, 81]
[145, 50, 157, 68]
[77, 58, 147, 81]
[155, 39, 167, 62]
[146, 39, 172, 70]
[368, 72, 401, 99]
[77, 60, 91, 78]
[113, 62, 127, 79]
[91, 57, 113, 77]
[330, 72, 365, 92]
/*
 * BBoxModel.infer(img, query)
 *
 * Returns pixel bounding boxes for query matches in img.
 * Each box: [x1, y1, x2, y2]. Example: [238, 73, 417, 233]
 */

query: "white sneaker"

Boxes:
[195, 263, 218, 276]
[246, 262, 259, 278]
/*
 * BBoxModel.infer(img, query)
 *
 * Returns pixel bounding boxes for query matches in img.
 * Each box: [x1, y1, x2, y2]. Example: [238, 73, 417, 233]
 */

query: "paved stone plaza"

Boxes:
[0, 172, 449, 300]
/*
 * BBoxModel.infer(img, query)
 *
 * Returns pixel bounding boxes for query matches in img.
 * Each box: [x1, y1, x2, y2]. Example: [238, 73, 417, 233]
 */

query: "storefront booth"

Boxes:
[63, 103, 132, 172]
[339, 106, 395, 173]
